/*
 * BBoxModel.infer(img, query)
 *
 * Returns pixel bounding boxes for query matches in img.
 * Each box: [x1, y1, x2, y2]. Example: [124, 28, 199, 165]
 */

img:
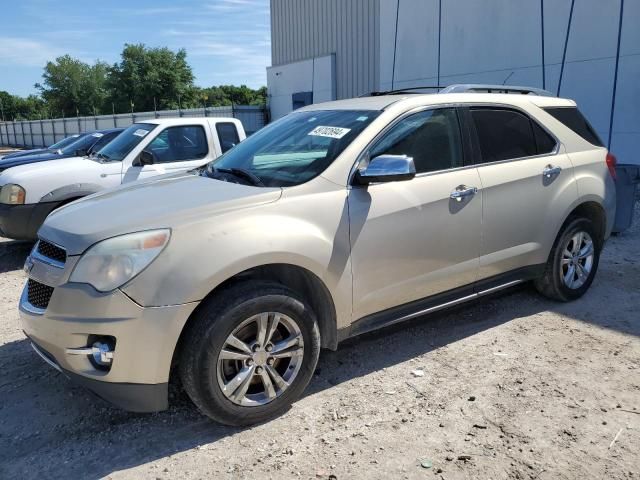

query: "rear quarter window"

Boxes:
[543, 107, 604, 147]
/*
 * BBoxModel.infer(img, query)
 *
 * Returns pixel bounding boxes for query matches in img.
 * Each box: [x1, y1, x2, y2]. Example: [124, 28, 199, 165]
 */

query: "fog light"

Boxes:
[91, 341, 114, 366]
[66, 337, 115, 369]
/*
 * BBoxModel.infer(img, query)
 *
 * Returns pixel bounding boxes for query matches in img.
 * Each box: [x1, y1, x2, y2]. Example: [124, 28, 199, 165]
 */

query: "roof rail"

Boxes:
[362, 86, 444, 97]
[440, 84, 555, 97]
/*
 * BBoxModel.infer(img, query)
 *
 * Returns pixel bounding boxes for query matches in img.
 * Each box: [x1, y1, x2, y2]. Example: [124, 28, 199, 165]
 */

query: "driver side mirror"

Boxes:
[133, 150, 156, 167]
[354, 154, 416, 185]
[75, 148, 88, 157]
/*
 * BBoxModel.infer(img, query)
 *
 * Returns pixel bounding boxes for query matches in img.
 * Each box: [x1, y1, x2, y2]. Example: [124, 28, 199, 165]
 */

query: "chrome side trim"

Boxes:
[391, 293, 478, 325]
[31, 342, 62, 373]
[386, 279, 525, 326]
[477, 279, 524, 296]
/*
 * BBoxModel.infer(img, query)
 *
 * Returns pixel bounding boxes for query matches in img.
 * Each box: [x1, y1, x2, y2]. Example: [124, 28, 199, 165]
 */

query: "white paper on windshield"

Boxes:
[91, 132, 104, 137]
[308, 125, 351, 139]
[133, 129, 149, 137]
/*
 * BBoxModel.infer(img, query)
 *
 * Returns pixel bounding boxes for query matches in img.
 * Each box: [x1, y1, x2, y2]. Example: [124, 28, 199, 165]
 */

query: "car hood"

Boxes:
[39, 172, 283, 255]
[0, 151, 65, 171]
[1, 148, 52, 159]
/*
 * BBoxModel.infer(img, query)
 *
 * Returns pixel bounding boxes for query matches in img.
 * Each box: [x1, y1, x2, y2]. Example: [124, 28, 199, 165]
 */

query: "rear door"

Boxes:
[465, 106, 577, 280]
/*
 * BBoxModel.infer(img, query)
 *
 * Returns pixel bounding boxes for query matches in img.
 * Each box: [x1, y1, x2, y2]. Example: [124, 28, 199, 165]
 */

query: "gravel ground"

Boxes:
[1, 206, 638, 480]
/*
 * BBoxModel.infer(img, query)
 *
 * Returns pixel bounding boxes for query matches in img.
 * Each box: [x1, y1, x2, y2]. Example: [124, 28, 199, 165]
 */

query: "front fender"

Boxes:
[121, 188, 352, 328]
[39, 182, 104, 203]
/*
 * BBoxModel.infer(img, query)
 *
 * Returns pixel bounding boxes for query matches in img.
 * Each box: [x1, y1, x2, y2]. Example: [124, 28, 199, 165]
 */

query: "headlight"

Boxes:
[70, 229, 170, 292]
[0, 184, 26, 205]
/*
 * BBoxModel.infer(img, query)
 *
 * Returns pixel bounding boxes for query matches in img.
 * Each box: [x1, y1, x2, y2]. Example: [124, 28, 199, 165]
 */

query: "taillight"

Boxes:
[606, 152, 617, 180]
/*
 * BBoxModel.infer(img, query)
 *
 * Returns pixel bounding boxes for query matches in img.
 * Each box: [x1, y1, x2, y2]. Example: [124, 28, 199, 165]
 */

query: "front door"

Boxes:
[122, 124, 211, 183]
[348, 107, 482, 321]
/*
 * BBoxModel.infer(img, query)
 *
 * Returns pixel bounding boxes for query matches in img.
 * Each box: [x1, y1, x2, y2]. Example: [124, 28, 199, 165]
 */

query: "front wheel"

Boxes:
[179, 282, 320, 426]
[535, 217, 601, 302]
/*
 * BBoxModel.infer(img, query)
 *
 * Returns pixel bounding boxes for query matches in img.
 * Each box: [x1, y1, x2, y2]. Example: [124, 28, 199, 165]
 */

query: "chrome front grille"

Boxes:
[27, 279, 54, 310]
[36, 240, 67, 265]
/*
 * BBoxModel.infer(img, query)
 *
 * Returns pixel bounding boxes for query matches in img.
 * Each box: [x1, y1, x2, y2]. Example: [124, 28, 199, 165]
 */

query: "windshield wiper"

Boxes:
[94, 152, 111, 161]
[211, 167, 265, 187]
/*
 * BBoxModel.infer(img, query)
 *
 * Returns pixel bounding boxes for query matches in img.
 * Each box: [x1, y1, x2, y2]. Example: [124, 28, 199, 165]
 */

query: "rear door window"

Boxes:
[532, 122, 557, 154]
[471, 108, 537, 163]
[216, 122, 240, 153]
[543, 107, 603, 147]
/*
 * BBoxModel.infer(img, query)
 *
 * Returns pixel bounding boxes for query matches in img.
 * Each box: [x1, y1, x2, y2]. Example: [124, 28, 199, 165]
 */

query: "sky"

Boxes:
[0, 0, 271, 97]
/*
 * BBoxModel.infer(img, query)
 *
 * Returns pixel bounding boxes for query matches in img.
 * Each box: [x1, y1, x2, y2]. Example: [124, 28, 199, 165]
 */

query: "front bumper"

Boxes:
[0, 201, 62, 240]
[20, 280, 198, 412]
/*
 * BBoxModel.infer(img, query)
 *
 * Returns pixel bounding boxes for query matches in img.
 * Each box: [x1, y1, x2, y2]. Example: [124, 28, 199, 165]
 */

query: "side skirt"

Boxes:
[346, 264, 545, 339]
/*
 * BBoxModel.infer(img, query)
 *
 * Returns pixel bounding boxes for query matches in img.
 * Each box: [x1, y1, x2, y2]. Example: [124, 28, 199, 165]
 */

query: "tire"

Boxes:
[179, 282, 321, 426]
[534, 216, 601, 302]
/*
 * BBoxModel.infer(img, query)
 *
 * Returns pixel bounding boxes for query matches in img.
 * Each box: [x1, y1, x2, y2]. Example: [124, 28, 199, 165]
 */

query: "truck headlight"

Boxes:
[0, 184, 26, 205]
[70, 229, 170, 292]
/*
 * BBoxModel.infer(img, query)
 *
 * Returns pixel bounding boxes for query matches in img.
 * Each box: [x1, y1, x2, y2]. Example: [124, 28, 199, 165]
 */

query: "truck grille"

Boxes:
[27, 279, 54, 310]
[37, 240, 67, 264]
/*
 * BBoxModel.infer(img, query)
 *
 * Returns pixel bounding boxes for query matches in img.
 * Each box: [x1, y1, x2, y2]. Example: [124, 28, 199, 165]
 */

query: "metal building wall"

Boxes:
[379, 0, 639, 165]
[270, 0, 380, 99]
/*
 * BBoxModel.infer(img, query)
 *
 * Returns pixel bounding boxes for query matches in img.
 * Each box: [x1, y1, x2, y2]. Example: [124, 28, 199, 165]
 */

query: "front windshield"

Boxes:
[61, 132, 104, 155]
[49, 134, 83, 150]
[95, 123, 157, 161]
[210, 110, 381, 187]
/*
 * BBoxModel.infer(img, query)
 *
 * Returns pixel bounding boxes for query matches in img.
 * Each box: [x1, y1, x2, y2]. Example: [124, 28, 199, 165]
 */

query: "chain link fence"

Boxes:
[0, 105, 268, 148]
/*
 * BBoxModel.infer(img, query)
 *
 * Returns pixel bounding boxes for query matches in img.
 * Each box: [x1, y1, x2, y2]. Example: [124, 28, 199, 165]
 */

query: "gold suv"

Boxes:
[21, 85, 616, 425]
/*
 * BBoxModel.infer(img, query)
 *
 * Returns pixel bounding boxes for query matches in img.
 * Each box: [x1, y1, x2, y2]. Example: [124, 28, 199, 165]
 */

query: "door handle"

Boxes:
[450, 185, 478, 202]
[543, 164, 562, 178]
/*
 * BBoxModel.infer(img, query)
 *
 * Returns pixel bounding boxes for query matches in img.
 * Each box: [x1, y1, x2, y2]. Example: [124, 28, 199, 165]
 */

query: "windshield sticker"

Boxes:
[356, 116, 369, 122]
[91, 132, 104, 137]
[308, 126, 351, 139]
[133, 129, 149, 137]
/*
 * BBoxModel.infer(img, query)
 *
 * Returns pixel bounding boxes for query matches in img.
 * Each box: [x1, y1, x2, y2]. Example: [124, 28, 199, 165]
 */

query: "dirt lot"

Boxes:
[1, 207, 638, 480]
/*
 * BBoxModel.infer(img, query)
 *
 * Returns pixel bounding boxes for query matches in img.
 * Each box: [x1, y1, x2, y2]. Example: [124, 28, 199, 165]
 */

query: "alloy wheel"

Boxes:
[560, 231, 594, 289]
[216, 312, 304, 406]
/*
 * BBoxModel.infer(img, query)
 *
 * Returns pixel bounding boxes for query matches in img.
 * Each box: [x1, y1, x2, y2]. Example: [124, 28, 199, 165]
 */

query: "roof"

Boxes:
[299, 92, 576, 113]
[140, 117, 239, 125]
[94, 127, 124, 134]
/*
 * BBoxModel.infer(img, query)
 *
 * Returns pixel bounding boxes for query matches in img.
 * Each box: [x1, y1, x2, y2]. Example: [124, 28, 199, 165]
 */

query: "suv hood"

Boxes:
[0, 150, 65, 172]
[39, 172, 282, 255]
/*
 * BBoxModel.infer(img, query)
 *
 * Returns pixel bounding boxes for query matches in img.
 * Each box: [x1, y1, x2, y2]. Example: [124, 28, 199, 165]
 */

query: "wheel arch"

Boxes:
[39, 183, 103, 203]
[171, 263, 339, 374]
[557, 198, 607, 248]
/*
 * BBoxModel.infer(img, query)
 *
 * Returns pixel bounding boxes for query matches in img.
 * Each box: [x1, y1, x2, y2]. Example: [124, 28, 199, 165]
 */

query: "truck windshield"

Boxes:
[210, 110, 381, 187]
[94, 123, 156, 161]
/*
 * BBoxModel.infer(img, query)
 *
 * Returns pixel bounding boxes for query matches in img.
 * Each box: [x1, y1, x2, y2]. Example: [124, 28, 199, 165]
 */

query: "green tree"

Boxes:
[108, 44, 195, 112]
[35, 55, 109, 116]
[0, 91, 48, 120]
[198, 85, 267, 107]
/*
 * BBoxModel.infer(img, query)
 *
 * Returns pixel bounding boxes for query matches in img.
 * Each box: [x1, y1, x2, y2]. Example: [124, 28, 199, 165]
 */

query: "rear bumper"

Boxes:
[0, 201, 62, 240]
[30, 339, 168, 412]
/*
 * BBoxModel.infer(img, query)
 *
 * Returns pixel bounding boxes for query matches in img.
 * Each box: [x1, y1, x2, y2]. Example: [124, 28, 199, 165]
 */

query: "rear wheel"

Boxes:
[179, 282, 320, 426]
[535, 217, 601, 301]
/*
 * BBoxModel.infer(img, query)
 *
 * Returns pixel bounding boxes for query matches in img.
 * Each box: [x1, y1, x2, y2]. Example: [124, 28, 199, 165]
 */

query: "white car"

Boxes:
[0, 117, 245, 240]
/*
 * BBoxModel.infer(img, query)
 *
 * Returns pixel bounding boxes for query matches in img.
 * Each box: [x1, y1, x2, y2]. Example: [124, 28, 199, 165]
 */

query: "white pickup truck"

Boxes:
[0, 117, 245, 240]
